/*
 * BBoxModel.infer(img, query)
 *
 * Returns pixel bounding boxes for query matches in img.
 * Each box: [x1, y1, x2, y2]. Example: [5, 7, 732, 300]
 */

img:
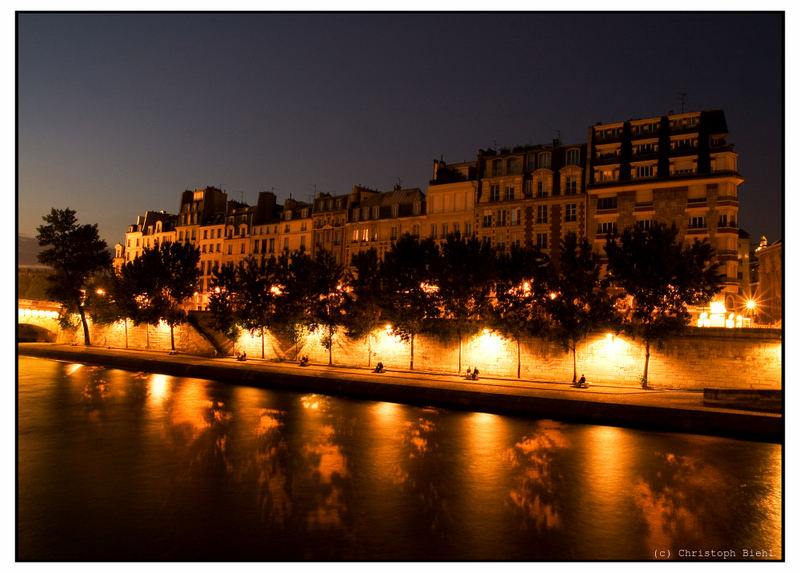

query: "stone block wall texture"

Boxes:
[21, 309, 781, 390]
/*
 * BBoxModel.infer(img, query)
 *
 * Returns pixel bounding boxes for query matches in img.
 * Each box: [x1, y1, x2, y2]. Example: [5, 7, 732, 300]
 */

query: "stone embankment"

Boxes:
[18, 343, 782, 443]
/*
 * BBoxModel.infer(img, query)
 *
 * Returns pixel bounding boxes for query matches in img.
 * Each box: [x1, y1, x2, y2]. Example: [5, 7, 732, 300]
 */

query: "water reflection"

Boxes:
[633, 450, 734, 551]
[505, 419, 568, 531]
[17, 357, 783, 561]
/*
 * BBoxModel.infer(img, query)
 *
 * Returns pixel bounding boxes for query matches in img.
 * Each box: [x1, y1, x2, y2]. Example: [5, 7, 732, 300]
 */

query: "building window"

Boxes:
[536, 205, 548, 224]
[536, 180, 550, 198]
[453, 223, 460, 235]
[507, 158, 519, 174]
[564, 175, 578, 195]
[372, 206, 380, 219]
[391, 226, 398, 240]
[227, 244, 232, 255]
[504, 186, 514, 201]
[637, 219, 654, 230]
[511, 208, 520, 226]
[498, 210, 508, 227]
[566, 148, 580, 165]
[526, 154, 536, 171]
[492, 160, 502, 177]
[483, 213, 492, 228]
[240, 244, 245, 254]
[202, 244, 207, 253]
[430, 225, 437, 239]
[536, 233, 548, 249]
[300, 236, 306, 249]
[597, 196, 617, 210]
[300, 222, 307, 232]
[442, 223, 448, 236]
[362, 228, 369, 242]
[538, 152, 552, 169]
[392, 204, 399, 217]
[412, 225, 420, 237]
[565, 203, 577, 222]
[597, 221, 617, 235]
[269, 238, 275, 253]
[489, 185, 500, 202]
[203, 230, 208, 239]
[283, 238, 289, 250]
[352, 210, 359, 222]
[689, 216, 706, 229]
[635, 165, 654, 178]
[284, 224, 290, 233]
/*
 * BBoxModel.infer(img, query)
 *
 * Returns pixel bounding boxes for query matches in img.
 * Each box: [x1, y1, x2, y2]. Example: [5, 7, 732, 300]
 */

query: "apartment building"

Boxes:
[345, 185, 426, 264]
[114, 108, 747, 313]
[586, 109, 743, 299]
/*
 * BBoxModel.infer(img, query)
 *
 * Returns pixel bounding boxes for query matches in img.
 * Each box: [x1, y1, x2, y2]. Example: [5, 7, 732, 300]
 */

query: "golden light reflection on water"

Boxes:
[633, 451, 734, 552]
[146, 374, 171, 409]
[505, 420, 569, 531]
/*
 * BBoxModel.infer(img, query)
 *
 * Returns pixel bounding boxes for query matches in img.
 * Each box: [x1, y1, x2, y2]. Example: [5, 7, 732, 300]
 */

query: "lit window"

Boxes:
[597, 221, 617, 235]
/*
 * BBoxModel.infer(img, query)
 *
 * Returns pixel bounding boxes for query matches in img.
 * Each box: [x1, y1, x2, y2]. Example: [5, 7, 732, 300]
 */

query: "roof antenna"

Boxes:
[678, 92, 688, 113]
[394, 177, 402, 190]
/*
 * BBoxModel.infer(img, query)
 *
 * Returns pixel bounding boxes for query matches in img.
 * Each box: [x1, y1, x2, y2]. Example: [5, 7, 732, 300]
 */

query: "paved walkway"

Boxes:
[19, 343, 782, 442]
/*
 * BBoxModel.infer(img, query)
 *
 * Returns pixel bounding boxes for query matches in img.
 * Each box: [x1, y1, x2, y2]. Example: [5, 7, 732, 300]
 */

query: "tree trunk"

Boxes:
[124, 318, 128, 349]
[517, 337, 521, 379]
[170, 325, 175, 351]
[642, 340, 651, 389]
[410, 332, 415, 370]
[261, 327, 265, 359]
[78, 304, 90, 346]
[368, 334, 372, 368]
[458, 330, 462, 373]
[572, 341, 577, 384]
[328, 323, 333, 366]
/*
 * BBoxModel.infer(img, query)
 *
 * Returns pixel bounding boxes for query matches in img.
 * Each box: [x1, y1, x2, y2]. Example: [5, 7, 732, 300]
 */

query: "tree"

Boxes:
[492, 244, 550, 378]
[36, 208, 112, 345]
[344, 249, 385, 366]
[433, 235, 498, 373]
[118, 241, 200, 351]
[379, 234, 441, 370]
[545, 233, 619, 385]
[207, 261, 243, 342]
[306, 250, 350, 366]
[271, 251, 316, 361]
[605, 223, 724, 388]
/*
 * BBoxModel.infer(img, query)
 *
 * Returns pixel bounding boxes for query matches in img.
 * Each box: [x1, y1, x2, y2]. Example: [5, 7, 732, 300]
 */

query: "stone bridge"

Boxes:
[18, 299, 62, 342]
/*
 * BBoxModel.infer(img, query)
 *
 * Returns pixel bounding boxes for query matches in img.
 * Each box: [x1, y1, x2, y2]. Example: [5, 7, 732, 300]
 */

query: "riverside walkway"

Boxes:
[18, 343, 782, 442]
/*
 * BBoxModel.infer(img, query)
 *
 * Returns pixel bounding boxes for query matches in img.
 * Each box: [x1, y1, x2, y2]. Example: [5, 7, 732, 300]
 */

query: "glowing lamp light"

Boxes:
[95, 289, 105, 295]
[549, 292, 558, 300]
[214, 286, 221, 293]
[710, 301, 726, 314]
[746, 300, 756, 310]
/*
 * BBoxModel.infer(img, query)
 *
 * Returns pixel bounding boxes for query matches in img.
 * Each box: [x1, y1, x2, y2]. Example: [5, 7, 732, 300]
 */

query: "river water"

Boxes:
[17, 356, 782, 561]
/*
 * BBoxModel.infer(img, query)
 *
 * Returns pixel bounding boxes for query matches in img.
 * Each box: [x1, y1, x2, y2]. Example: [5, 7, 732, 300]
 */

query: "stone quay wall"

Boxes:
[30, 309, 781, 391]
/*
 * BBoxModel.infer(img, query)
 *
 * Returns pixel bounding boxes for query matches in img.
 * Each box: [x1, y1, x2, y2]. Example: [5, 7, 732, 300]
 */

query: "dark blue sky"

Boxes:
[18, 12, 783, 246]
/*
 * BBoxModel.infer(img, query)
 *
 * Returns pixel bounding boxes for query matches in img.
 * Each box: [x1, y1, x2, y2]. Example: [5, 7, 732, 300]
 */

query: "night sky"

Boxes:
[17, 12, 784, 247]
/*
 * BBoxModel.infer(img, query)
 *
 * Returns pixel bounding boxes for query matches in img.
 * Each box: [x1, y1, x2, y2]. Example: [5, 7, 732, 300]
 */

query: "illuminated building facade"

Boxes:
[345, 185, 427, 263]
[753, 238, 782, 325]
[586, 110, 742, 302]
[114, 109, 749, 316]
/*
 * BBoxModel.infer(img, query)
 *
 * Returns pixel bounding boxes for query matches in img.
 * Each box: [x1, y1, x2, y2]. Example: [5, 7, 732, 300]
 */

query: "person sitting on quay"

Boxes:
[299, 355, 309, 367]
[471, 367, 480, 380]
[235, 350, 247, 362]
[373, 362, 385, 373]
[465, 367, 472, 379]
[575, 374, 588, 388]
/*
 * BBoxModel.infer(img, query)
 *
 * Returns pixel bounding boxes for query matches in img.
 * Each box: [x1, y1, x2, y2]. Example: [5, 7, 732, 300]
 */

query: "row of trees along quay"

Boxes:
[35, 208, 724, 389]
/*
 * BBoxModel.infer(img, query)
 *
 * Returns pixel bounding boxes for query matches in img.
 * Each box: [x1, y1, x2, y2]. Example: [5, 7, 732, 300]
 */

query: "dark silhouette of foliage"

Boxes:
[605, 223, 724, 387]
[433, 234, 499, 373]
[491, 244, 551, 378]
[36, 208, 112, 345]
[379, 234, 441, 369]
[545, 232, 620, 384]
[116, 241, 200, 350]
[306, 250, 351, 365]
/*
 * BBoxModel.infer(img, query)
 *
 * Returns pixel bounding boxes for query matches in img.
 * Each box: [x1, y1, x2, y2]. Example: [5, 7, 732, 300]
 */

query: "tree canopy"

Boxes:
[36, 208, 111, 345]
[605, 223, 724, 387]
